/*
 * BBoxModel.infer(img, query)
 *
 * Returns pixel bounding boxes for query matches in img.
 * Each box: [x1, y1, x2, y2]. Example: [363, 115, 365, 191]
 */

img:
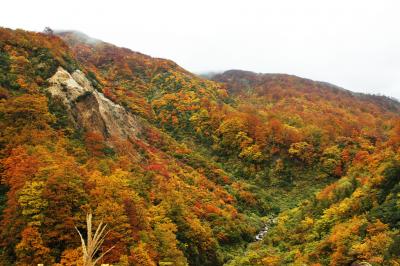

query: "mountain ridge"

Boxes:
[57, 30, 400, 106]
[211, 69, 400, 112]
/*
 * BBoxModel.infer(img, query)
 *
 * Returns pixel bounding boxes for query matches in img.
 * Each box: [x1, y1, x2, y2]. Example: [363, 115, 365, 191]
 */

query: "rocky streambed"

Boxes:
[254, 216, 277, 241]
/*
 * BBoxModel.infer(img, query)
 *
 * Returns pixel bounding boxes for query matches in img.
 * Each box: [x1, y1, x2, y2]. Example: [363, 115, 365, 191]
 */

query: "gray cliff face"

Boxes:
[47, 67, 141, 142]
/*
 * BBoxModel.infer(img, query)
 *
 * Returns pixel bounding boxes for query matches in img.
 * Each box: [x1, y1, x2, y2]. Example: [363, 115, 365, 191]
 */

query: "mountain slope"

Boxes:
[211, 71, 400, 265]
[0, 27, 399, 266]
[212, 69, 400, 113]
[0, 28, 256, 266]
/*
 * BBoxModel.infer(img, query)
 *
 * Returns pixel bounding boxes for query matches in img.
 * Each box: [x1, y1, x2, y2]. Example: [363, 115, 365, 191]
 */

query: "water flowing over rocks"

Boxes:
[254, 216, 277, 241]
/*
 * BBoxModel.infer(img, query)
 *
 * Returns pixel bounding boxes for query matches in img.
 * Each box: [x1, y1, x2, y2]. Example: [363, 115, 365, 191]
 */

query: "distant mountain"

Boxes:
[211, 69, 400, 113]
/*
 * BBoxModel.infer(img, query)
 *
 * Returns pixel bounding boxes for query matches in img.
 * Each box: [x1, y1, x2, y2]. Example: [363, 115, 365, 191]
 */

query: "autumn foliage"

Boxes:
[0, 27, 400, 266]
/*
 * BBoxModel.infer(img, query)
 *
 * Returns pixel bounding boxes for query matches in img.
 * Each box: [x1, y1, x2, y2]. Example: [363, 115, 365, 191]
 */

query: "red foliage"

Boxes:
[85, 131, 105, 156]
[146, 163, 170, 177]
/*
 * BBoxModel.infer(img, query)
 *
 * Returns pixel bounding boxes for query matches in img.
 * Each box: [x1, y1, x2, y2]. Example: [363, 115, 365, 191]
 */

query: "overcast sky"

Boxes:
[1, 0, 400, 99]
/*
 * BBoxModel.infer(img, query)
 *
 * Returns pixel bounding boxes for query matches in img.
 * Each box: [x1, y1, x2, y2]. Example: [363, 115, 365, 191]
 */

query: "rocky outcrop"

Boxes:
[47, 67, 141, 142]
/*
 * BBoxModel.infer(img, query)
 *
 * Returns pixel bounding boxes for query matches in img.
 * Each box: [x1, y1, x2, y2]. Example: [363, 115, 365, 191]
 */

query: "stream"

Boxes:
[254, 216, 277, 241]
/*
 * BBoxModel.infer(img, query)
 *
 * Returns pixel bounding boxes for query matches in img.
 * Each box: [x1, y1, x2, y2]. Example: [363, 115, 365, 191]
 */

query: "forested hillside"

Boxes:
[212, 71, 400, 265]
[0, 27, 399, 265]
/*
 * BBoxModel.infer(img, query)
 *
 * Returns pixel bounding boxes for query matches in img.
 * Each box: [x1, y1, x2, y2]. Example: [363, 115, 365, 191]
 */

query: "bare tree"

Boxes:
[43, 27, 54, 35]
[75, 212, 114, 266]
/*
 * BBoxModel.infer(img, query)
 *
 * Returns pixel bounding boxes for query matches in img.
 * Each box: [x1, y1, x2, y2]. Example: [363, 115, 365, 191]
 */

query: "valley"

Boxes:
[0, 27, 399, 265]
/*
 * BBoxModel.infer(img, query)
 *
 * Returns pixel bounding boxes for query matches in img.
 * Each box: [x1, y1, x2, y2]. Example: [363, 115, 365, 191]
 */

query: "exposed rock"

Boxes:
[47, 67, 141, 142]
